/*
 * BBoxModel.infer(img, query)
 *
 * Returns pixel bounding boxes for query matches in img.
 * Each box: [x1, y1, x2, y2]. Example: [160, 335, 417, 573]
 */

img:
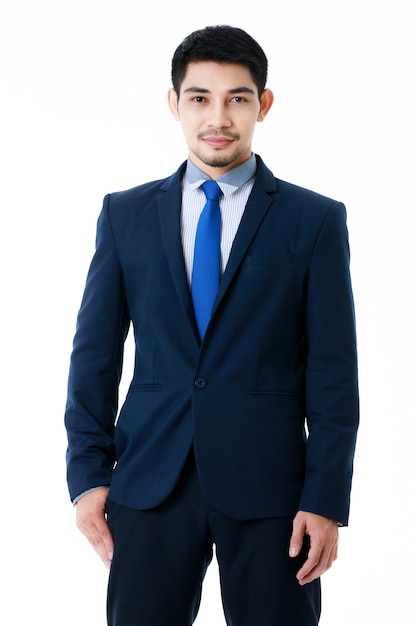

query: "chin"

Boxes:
[205, 158, 234, 168]
[198, 150, 245, 170]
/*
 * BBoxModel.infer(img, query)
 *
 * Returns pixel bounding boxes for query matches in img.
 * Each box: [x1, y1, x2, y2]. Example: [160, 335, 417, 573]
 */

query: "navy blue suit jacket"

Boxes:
[65, 156, 359, 525]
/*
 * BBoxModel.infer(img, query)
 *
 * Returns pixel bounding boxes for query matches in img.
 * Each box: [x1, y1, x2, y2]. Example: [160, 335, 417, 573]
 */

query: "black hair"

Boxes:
[171, 25, 268, 98]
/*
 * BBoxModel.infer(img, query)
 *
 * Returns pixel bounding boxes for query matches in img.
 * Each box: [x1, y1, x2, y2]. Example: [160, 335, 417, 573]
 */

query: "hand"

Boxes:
[76, 487, 114, 569]
[289, 510, 338, 585]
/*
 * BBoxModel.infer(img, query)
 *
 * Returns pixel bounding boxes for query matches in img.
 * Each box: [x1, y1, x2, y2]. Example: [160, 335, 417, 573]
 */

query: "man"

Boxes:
[65, 25, 359, 625]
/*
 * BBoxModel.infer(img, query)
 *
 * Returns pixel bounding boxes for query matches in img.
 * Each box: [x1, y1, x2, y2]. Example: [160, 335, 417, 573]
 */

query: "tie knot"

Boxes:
[201, 180, 222, 202]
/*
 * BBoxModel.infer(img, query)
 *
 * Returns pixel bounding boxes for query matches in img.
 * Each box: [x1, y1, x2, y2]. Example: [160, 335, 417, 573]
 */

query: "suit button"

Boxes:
[194, 378, 208, 389]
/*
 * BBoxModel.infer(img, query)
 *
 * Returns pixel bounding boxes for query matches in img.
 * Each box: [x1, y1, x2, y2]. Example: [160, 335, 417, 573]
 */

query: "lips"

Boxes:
[203, 136, 234, 148]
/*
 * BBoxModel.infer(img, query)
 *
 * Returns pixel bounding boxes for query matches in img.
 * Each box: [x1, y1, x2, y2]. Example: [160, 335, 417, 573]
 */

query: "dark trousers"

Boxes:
[106, 453, 321, 625]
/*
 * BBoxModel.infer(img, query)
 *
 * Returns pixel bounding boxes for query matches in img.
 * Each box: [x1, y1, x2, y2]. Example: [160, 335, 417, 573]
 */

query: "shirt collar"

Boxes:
[184, 153, 257, 196]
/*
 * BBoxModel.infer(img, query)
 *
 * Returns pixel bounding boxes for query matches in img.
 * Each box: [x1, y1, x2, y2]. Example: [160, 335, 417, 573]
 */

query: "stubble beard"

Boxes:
[192, 145, 246, 170]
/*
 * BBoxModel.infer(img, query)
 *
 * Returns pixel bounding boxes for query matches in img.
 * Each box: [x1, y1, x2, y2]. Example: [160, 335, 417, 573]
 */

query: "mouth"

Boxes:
[203, 137, 234, 149]
[199, 131, 239, 150]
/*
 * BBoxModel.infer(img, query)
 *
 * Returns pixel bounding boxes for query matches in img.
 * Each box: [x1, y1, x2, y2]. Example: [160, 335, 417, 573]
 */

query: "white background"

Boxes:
[1, 0, 416, 624]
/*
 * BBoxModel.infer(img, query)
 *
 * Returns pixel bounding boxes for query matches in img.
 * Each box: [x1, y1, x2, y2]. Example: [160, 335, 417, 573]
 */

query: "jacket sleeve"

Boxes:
[64, 195, 130, 502]
[299, 201, 359, 525]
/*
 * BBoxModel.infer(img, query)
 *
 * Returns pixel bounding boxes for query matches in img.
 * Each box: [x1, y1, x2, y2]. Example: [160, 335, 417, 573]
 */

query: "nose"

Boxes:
[207, 101, 231, 128]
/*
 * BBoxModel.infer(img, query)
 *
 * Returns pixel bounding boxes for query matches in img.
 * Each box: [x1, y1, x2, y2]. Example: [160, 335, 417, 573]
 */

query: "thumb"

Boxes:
[289, 513, 305, 558]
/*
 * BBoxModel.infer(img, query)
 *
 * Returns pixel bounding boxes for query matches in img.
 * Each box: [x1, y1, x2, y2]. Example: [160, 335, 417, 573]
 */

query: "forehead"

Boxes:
[180, 61, 256, 92]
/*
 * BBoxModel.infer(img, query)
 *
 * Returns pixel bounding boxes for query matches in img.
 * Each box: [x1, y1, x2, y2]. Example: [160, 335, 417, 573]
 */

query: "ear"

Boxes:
[257, 88, 274, 122]
[167, 88, 180, 120]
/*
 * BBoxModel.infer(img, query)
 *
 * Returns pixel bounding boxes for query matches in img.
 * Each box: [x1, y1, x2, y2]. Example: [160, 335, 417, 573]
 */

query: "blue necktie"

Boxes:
[191, 180, 222, 339]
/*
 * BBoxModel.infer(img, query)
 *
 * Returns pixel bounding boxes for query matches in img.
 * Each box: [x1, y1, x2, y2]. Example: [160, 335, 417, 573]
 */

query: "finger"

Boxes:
[289, 518, 305, 558]
[91, 517, 114, 567]
[296, 541, 322, 583]
[78, 516, 113, 568]
[96, 517, 114, 566]
[76, 495, 114, 567]
[297, 541, 338, 585]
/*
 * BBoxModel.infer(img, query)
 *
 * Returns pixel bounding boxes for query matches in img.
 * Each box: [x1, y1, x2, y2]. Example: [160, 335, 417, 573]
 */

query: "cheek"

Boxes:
[180, 123, 195, 143]
[180, 117, 202, 141]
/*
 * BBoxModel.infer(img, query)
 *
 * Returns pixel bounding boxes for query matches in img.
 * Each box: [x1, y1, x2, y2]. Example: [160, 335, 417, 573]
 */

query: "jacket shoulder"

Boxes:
[104, 161, 187, 212]
[255, 155, 343, 212]
[276, 179, 341, 209]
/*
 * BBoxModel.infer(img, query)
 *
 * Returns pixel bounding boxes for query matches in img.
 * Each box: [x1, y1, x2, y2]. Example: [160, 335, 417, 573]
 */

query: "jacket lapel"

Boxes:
[157, 163, 200, 338]
[157, 158, 278, 341]
[212, 159, 277, 315]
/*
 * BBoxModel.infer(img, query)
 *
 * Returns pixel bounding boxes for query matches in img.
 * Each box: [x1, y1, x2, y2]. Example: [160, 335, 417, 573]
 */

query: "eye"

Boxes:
[230, 96, 247, 103]
[192, 96, 206, 103]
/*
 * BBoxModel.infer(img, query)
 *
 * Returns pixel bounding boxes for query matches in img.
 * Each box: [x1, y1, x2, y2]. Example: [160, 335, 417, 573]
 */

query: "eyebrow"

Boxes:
[183, 86, 256, 95]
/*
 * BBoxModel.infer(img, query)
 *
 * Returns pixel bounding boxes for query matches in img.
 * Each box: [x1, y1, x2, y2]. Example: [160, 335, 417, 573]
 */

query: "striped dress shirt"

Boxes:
[181, 154, 257, 285]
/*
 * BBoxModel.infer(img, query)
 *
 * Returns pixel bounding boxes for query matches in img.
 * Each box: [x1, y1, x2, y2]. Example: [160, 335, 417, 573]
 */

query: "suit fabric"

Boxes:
[65, 155, 359, 527]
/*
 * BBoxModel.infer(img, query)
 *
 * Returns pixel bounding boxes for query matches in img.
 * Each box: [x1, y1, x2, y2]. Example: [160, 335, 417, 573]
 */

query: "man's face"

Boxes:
[168, 61, 273, 177]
